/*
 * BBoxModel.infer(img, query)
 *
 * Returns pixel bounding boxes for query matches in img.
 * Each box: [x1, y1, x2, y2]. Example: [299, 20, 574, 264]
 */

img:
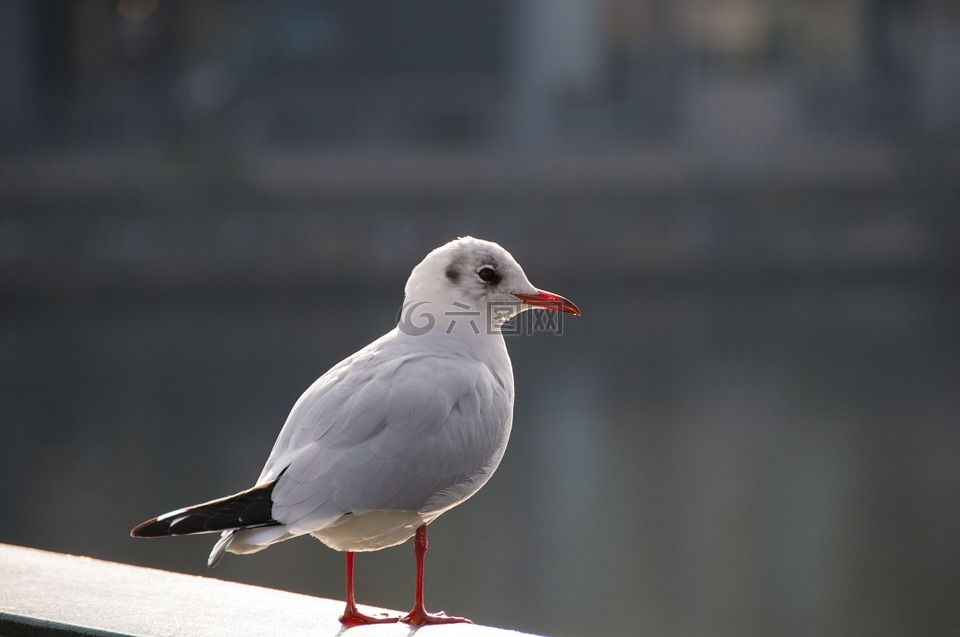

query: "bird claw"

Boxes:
[339, 608, 400, 627]
[401, 608, 472, 626]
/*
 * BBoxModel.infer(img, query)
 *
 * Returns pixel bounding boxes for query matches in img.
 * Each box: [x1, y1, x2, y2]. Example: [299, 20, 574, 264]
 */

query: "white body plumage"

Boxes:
[217, 324, 515, 559]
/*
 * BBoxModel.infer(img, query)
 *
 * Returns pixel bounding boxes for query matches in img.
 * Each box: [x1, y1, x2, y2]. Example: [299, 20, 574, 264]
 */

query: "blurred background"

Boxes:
[1, 1, 959, 636]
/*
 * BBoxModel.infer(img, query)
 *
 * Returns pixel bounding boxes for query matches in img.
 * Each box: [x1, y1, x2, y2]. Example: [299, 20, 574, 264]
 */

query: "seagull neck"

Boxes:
[397, 297, 509, 365]
[425, 321, 507, 359]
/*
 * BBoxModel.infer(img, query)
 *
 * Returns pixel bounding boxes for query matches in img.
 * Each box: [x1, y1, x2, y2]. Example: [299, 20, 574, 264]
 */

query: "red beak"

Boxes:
[514, 289, 581, 316]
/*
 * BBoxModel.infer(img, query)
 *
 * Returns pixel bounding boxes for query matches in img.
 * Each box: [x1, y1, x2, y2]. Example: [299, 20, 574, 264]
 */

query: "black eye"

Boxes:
[477, 267, 498, 283]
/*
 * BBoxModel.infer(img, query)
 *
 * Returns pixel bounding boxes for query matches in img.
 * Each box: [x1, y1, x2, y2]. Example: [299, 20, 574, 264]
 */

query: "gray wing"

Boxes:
[257, 330, 513, 533]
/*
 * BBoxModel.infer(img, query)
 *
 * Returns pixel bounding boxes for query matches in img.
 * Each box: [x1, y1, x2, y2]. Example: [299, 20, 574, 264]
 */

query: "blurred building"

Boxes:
[2, 0, 959, 151]
[0, 1, 957, 293]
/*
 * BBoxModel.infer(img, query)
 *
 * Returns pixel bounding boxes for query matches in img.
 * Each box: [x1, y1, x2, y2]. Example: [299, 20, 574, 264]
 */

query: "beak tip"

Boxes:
[514, 289, 581, 316]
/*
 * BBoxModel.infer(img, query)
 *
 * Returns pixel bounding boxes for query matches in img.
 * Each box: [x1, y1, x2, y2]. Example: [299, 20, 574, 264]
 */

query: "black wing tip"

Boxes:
[130, 517, 169, 538]
[129, 470, 287, 540]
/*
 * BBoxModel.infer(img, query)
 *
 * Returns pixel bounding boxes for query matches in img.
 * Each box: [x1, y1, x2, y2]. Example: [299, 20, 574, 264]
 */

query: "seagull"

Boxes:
[131, 236, 580, 626]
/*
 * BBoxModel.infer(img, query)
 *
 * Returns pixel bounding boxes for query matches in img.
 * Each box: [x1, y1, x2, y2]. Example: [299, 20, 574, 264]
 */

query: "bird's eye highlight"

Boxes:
[477, 267, 498, 283]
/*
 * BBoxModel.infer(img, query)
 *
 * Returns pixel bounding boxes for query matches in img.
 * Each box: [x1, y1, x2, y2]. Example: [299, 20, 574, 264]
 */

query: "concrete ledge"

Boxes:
[0, 544, 540, 637]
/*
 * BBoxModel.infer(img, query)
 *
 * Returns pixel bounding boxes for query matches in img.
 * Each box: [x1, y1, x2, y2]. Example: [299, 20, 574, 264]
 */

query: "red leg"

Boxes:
[401, 524, 472, 626]
[339, 552, 398, 626]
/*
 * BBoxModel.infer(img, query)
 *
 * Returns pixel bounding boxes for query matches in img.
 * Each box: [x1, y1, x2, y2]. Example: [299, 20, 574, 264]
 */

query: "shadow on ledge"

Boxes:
[0, 544, 541, 637]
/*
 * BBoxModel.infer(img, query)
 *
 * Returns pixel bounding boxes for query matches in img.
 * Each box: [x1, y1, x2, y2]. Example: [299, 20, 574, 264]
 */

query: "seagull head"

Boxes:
[400, 237, 579, 337]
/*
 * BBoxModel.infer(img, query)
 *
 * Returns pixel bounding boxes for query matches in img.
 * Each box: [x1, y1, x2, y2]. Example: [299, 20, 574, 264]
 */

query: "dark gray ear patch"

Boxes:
[445, 264, 460, 283]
